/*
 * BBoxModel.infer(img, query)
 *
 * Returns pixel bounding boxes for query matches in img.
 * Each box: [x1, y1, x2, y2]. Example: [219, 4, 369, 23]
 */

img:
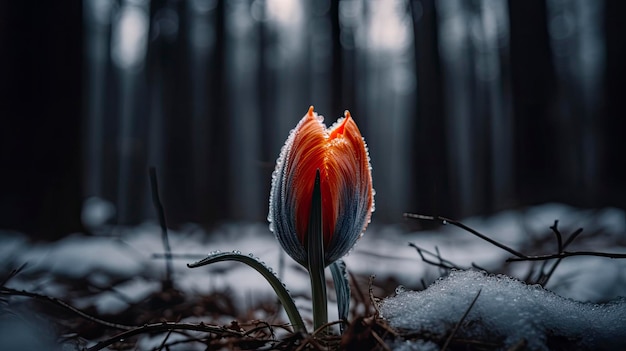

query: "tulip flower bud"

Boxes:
[269, 106, 374, 267]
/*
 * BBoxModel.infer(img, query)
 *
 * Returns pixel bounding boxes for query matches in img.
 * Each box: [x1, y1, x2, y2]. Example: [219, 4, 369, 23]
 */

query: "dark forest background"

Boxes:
[1, 0, 624, 239]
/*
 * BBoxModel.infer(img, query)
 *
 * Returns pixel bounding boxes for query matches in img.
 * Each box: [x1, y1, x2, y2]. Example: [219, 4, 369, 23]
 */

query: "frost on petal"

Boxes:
[324, 111, 374, 264]
[269, 107, 374, 267]
[269, 106, 324, 266]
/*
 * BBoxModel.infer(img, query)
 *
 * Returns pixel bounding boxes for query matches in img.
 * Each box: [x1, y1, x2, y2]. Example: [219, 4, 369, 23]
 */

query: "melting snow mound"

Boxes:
[380, 270, 626, 350]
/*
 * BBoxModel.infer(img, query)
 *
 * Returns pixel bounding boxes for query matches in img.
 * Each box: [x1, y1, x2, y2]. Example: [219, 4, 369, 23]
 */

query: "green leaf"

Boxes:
[330, 259, 350, 333]
[187, 252, 306, 333]
[307, 169, 328, 332]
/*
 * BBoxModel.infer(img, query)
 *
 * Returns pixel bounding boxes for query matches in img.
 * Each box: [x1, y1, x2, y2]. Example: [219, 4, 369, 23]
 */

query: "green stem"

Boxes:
[187, 252, 306, 333]
[307, 169, 328, 332]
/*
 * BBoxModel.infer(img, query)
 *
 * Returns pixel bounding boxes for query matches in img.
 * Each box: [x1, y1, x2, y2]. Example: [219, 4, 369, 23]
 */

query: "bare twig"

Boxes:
[156, 324, 176, 351]
[535, 258, 553, 286]
[293, 320, 343, 351]
[562, 227, 584, 248]
[507, 251, 626, 262]
[470, 262, 489, 272]
[152, 336, 211, 350]
[368, 275, 381, 316]
[0, 262, 28, 288]
[550, 220, 563, 253]
[538, 257, 563, 286]
[370, 329, 392, 351]
[349, 271, 370, 315]
[149, 167, 174, 288]
[311, 320, 346, 337]
[85, 322, 249, 351]
[242, 320, 275, 338]
[404, 213, 527, 258]
[406, 213, 625, 262]
[408, 243, 462, 270]
[0, 287, 133, 331]
[522, 263, 536, 283]
[537, 225, 586, 286]
[441, 289, 482, 351]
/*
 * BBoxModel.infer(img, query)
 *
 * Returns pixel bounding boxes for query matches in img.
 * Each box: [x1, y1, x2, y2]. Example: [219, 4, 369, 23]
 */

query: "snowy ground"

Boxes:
[382, 270, 626, 350]
[1, 203, 625, 350]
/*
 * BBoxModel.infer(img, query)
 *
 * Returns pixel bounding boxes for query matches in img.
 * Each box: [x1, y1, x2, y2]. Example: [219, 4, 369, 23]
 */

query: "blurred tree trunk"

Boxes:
[603, 0, 626, 211]
[3, 0, 623, 237]
[409, 0, 453, 222]
[329, 0, 343, 116]
[509, 0, 558, 206]
[0, 1, 84, 239]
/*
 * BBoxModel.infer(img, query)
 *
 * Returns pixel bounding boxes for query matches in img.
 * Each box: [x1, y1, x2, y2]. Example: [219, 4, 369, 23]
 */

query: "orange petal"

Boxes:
[269, 107, 374, 267]
[288, 110, 327, 246]
[323, 112, 374, 262]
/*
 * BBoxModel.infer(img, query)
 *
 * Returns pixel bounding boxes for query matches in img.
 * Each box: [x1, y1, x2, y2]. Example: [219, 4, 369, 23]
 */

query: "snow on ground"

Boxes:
[1, 202, 625, 348]
[380, 270, 626, 350]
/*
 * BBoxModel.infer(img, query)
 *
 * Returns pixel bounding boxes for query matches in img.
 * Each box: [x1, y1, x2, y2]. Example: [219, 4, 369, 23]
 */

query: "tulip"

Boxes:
[190, 106, 374, 334]
[268, 106, 374, 267]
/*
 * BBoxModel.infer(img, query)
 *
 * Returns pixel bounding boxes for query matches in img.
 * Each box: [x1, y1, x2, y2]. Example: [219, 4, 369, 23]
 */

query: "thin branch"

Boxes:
[408, 243, 461, 270]
[470, 262, 488, 272]
[370, 329, 392, 351]
[538, 226, 585, 286]
[562, 227, 584, 248]
[0, 262, 28, 287]
[149, 167, 174, 288]
[242, 320, 275, 338]
[156, 324, 176, 351]
[538, 256, 563, 286]
[368, 275, 381, 316]
[441, 289, 482, 351]
[310, 320, 346, 337]
[293, 320, 343, 351]
[507, 251, 626, 262]
[85, 322, 248, 351]
[349, 270, 370, 315]
[404, 213, 527, 258]
[522, 264, 537, 283]
[0, 287, 133, 331]
[534, 258, 552, 286]
[435, 247, 445, 269]
[549, 220, 563, 253]
[151, 335, 210, 351]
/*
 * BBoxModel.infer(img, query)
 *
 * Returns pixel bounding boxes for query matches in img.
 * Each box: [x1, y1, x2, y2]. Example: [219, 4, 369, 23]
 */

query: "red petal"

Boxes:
[287, 109, 326, 246]
[290, 109, 373, 249]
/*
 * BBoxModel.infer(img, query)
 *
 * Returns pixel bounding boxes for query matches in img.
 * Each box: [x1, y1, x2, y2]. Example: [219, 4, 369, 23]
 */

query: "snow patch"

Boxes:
[381, 270, 626, 350]
[92, 277, 161, 314]
[19, 233, 148, 279]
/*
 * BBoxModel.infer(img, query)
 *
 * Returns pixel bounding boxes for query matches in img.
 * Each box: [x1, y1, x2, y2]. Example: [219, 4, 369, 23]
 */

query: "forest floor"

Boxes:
[1, 203, 625, 350]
